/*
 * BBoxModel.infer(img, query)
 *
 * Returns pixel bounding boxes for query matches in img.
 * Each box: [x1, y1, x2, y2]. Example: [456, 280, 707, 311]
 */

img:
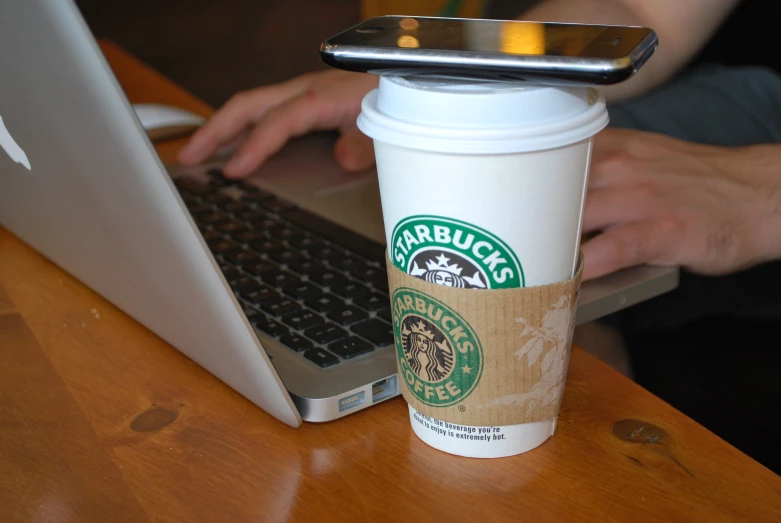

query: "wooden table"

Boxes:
[2, 41, 780, 523]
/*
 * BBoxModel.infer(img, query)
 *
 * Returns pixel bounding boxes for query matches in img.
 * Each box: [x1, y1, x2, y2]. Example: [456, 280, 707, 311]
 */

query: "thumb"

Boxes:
[334, 126, 375, 172]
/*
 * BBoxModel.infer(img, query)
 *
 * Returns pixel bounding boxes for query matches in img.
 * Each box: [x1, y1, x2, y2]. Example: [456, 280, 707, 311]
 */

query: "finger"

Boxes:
[222, 90, 347, 178]
[213, 129, 250, 157]
[581, 220, 678, 280]
[178, 80, 310, 165]
[334, 126, 375, 172]
[587, 148, 645, 189]
[591, 127, 630, 161]
[582, 186, 655, 233]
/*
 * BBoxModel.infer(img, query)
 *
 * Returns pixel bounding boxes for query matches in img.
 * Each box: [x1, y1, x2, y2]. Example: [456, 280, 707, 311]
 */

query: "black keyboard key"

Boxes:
[304, 348, 339, 368]
[371, 273, 390, 293]
[252, 315, 289, 337]
[284, 208, 387, 262]
[232, 276, 261, 292]
[202, 230, 223, 244]
[376, 308, 392, 323]
[354, 292, 389, 312]
[188, 203, 214, 217]
[351, 318, 394, 346]
[330, 281, 371, 300]
[242, 306, 258, 319]
[286, 258, 321, 275]
[268, 224, 303, 241]
[328, 337, 374, 359]
[267, 250, 305, 265]
[260, 198, 297, 214]
[209, 239, 241, 254]
[280, 310, 325, 330]
[327, 305, 369, 326]
[223, 250, 261, 266]
[308, 244, 342, 261]
[216, 220, 250, 234]
[236, 210, 272, 222]
[180, 192, 201, 206]
[244, 261, 279, 277]
[241, 285, 278, 304]
[250, 238, 285, 254]
[281, 281, 323, 301]
[220, 267, 242, 285]
[239, 182, 263, 194]
[304, 323, 348, 344]
[233, 230, 267, 243]
[279, 333, 314, 352]
[261, 269, 300, 288]
[308, 269, 349, 288]
[202, 192, 234, 205]
[175, 177, 210, 194]
[198, 211, 230, 225]
[329, 255, 369, 274]
[217, 200, 248, 214]
[259, 296, 301, 317]
[288, 235, 321, 250]
[352, 265, 385, 283]
[249, 217, 280, 230]
[304, 293, 345, 312]
[207, 169, 235, 185]
[242, 190, 275, 203]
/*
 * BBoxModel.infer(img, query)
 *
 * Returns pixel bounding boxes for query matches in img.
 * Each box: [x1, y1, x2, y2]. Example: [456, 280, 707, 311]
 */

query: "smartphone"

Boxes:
[320, 16, 658, 85]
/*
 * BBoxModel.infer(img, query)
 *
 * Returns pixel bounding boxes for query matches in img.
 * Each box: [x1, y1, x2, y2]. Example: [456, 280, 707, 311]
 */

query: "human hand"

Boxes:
[582, 128, 781, 280]
[177, 70, 379, 178]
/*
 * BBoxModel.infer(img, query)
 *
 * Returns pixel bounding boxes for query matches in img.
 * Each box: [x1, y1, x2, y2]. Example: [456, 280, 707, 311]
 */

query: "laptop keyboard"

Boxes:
[174, 169, 393, 369]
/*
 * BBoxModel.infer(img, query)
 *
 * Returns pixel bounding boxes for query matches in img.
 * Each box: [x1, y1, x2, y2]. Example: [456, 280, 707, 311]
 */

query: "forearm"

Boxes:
[736, 144, 781, 266]
[518, 0, 740, 103]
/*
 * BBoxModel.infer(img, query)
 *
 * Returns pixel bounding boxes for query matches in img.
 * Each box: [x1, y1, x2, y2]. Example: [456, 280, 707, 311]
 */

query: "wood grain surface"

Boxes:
[0, 41, 779, 523]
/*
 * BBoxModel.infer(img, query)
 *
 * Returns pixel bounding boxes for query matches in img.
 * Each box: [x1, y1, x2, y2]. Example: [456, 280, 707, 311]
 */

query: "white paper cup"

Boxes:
[358, 76, 607, 457]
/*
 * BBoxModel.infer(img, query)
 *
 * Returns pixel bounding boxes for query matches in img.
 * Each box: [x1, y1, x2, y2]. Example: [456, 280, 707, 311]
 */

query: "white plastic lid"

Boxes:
[358, 75, 609, 154]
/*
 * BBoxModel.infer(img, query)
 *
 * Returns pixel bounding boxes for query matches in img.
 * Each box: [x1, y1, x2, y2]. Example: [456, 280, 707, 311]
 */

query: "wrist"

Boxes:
[740, 145, 781, 265]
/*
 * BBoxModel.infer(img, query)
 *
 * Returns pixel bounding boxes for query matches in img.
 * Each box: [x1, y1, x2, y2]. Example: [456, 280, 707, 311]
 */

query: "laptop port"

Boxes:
[338, 391, 366, 412]
[371, 376, 398, 404]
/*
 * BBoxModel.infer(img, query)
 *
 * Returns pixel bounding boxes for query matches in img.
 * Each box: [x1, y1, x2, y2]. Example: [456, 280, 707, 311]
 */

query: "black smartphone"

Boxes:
[321, 16, 658, 85]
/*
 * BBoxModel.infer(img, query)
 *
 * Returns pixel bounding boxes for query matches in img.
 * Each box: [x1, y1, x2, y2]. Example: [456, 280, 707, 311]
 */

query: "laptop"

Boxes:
[0, 0, 678, 427]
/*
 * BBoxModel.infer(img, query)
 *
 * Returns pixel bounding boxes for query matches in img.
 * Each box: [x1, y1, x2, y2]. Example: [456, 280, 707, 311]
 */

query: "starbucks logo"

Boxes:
[392, 288, 483, 407]
[391, 216, 525, 289]
[410, 250, 487, 289]
[401, 316, 455, 382]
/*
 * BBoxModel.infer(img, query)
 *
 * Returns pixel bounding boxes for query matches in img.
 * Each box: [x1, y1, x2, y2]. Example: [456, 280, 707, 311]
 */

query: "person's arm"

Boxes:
[178, 0, 742, 176]
[520, 0, 741, 102]
[581, 129, 781, 279]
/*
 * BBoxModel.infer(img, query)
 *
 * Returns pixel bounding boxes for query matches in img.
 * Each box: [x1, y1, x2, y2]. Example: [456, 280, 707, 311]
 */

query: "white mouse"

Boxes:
[132, 103, 206, 140]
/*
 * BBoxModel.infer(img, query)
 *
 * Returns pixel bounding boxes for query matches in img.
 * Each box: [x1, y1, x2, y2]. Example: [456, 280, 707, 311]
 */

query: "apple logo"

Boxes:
[0, 115, 31, 170]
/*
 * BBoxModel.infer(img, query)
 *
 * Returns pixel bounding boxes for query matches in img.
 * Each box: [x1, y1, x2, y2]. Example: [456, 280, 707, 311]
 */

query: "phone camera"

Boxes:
[356, 26, 386, 34]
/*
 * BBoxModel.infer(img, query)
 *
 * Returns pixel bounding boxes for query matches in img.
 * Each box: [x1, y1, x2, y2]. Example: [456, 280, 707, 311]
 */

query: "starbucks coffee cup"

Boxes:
[358, 75, 607, 458]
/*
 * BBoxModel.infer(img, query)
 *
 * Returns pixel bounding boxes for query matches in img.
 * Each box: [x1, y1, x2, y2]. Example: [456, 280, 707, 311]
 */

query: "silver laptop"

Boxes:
[0, 0, 678, 426]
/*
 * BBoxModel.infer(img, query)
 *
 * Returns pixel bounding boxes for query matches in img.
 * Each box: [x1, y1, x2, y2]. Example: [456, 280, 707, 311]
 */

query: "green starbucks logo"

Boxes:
[392, 288, 483, 407]
[390, 215, 525, 289]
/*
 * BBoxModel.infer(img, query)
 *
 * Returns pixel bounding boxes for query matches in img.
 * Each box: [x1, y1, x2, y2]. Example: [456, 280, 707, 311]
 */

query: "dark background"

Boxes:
[75, 0, 362, 107]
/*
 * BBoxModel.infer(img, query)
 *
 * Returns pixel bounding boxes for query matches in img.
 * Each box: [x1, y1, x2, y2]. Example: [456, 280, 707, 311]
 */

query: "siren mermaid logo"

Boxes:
[392, 288, 483, 407]
[402, 317, 455, 382]
[391, 216, 525, 289]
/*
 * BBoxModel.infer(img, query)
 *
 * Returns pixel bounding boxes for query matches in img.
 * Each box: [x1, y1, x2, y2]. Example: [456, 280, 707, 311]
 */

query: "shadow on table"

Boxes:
[627, 316, 781, 475]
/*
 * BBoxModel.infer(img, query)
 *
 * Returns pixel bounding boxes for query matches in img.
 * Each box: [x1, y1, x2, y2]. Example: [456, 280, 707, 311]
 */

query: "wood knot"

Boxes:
[613, 419, 667, 444]
[130, 406, 178, 433]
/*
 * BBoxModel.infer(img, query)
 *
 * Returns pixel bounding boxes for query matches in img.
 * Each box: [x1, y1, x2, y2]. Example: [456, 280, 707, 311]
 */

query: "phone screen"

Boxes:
[329, 17, 650, 60]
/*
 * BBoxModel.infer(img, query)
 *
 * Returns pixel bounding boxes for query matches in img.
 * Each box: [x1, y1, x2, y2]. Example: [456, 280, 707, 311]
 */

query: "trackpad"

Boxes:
[247, 135, 386, 244]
